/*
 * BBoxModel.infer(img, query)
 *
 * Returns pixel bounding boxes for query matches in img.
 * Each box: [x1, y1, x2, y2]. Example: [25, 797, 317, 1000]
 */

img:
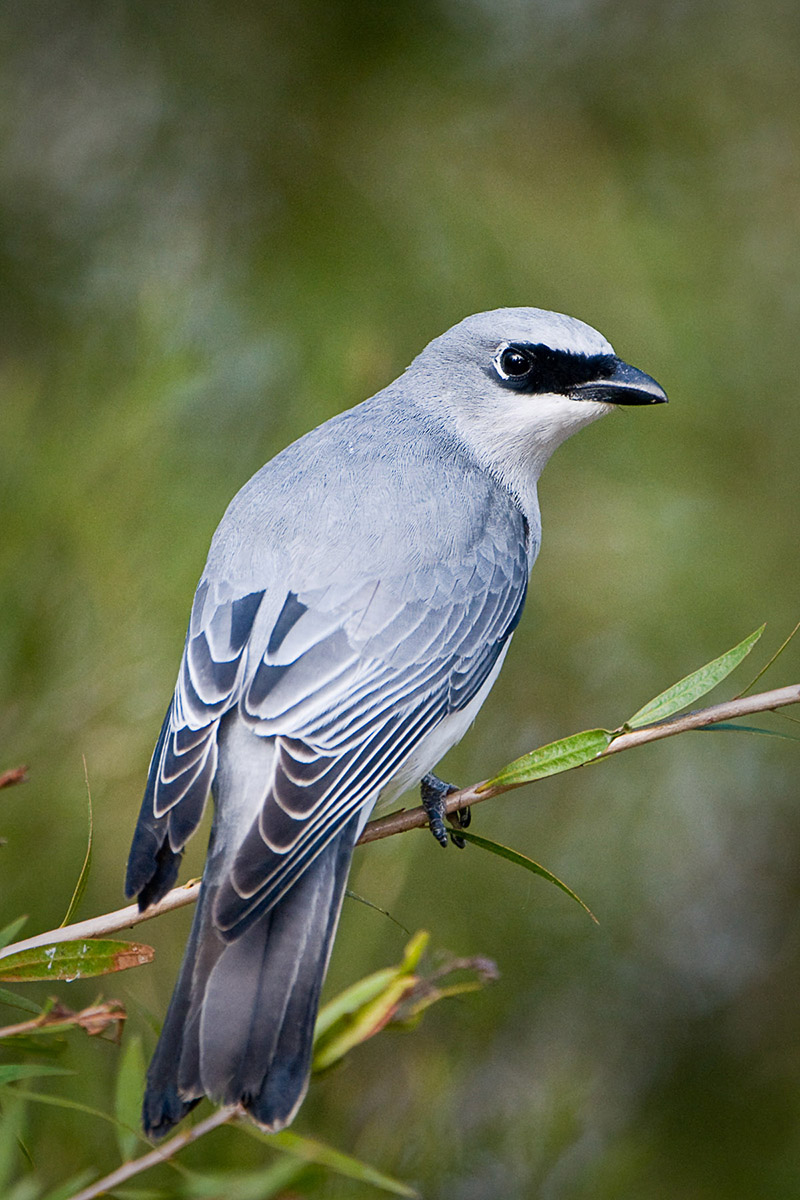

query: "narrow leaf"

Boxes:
[14, 1088, 146, 1135]
[242, 1127, 419, 1198]
[313, 932, 428, 1071]
[0, 1093, 26, 1196]
[99, 1191, 170, 1200]
[698, 722, 800, 741]
[115, 1033, 146, 1162]
[0, 1064, 74, 1085]
[60, 762, 93, 927]
[454, 830, 598, 923]
[0, 939, 153, 982]
[39, 1173, 97, 1200]
[483, 728, 612, 790]
[183, 1161, 312, 1199]
[627, 625, 765, 729]
[399, 930, 429, 974]
[0, 917, 28, 952]
[314, 932, 429, 1045]
[313, 974, 418, 1072]
[313, 967, 403, 1044]
[0, 987, 42, 1016]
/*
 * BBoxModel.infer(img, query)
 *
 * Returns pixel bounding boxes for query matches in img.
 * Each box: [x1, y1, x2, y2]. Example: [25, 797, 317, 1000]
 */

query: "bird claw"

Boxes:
[420, 773, 471, 849]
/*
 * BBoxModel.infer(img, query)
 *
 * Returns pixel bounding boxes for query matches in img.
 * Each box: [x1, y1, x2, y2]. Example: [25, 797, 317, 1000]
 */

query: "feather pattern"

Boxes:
[124, 305, 651, 1137]
[128, 496, 529, 926]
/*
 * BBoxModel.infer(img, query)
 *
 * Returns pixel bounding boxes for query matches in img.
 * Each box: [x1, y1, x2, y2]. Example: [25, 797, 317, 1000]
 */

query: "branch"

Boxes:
[1, 684, 797, 959]
[0, 999, 125, 1042]
[65, 1105, 238, 1200]
[360, 683, 800, 842]
[0, 881, 201, 961]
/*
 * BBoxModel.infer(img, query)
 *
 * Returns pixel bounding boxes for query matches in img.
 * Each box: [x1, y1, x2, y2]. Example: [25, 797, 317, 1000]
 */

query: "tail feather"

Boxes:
[250, 832, 353, 1127]
[141, 881, 213, 1137]
[142, 815, 358, 1139]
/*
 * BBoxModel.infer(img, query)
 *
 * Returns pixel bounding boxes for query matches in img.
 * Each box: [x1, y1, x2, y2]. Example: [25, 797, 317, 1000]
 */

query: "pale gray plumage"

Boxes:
[126, 307, 666, 1137]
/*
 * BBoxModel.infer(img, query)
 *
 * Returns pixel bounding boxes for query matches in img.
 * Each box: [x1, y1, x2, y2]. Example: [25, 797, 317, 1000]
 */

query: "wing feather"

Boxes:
[128, 501, 530, 926]
[125, 584, 265, 905]
[216, 698, 450, 935]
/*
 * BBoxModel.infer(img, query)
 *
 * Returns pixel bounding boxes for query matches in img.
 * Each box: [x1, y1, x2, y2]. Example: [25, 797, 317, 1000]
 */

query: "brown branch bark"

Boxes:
[361, 682, 800, 842]
[1, 683, 797, 961]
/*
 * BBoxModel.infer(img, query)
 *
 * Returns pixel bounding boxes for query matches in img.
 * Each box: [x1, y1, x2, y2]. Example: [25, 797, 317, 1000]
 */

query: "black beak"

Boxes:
[573, 357, 668, 406]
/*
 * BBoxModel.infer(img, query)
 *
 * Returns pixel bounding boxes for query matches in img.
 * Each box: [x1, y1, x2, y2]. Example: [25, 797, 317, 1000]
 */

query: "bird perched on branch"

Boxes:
[126, 307, 667, 1137]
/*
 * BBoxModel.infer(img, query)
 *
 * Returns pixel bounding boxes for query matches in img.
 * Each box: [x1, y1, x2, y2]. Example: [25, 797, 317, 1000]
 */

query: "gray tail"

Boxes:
[142, 819, 358, 1139]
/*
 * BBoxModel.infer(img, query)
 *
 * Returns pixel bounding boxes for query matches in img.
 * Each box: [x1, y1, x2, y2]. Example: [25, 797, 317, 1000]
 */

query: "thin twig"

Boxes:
[360, 683, 800, 842]
[0, 1000, 125, 1042]
[65, 1104, 238, 1200]
[737, 621, 800, 698]
[0, 882, 201, 960]
[1, 684, 798, 959]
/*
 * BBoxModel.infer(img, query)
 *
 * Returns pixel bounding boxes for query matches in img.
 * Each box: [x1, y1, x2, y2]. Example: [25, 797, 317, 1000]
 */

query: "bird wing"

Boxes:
[127, 505, 530, 934]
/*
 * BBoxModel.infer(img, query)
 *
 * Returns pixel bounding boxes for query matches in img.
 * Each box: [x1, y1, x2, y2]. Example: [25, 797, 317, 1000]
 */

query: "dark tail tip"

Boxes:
[143, 1086, 200, 1140]
[246, 1057, 311, 1131]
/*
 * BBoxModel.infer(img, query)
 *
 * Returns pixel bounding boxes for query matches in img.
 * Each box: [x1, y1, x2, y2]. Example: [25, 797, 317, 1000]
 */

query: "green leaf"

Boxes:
[313, 932, 428, 1071]
[14, 1088, 148, 1139]
[313, 973, 419, 1072]
[0, 1093, 26, 1197]
[313, 932, 428, 1046]
[399, 929, 429, 972]
[60, 765, 93, 927]
[698, 722, 800, 740]
[483, 728, 612, 790]
[96, 1192, 167, 1200]
[454, 830, 598, 923]
[39, 1173, 97, 1200]
[86, 1191, 165, 1200]
[313, 967, 404, 1046]
[242, 1126, 419, 1198]
[0, 939, 154, 982]
[0, 1064, 74, 1085]
[627, 625, 765, 729]
[182, 1162, 312, 1200]
[0, 917, 28, 952]
[115, 1033, 146, 1162]
[0, 987, 42, 1016]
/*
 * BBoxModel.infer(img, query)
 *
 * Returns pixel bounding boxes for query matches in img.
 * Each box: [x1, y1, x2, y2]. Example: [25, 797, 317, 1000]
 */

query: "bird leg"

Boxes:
[420, 773, 471, 849]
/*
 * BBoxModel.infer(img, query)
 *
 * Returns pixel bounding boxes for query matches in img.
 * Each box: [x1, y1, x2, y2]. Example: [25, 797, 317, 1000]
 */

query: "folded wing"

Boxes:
[126, 510, 529, 931]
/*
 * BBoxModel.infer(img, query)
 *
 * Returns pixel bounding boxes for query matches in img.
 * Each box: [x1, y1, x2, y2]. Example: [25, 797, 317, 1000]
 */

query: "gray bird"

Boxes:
[126, 307, 666, 1138]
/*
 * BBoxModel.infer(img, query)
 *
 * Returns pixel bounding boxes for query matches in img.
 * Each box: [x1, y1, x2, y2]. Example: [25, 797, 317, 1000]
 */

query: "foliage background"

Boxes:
[2, 1, 800, 1195]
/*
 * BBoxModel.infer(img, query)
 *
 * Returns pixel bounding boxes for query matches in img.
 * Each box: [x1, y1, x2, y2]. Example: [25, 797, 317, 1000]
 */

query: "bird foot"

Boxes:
[420, 773, 471, 849]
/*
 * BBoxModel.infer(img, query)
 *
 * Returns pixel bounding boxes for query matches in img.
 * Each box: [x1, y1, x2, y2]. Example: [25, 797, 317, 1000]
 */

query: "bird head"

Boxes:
[408, 307, 667, 503]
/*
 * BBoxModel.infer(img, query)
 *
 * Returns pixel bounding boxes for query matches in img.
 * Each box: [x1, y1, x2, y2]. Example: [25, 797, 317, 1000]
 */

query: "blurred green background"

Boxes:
[2, 0, 800, 1196]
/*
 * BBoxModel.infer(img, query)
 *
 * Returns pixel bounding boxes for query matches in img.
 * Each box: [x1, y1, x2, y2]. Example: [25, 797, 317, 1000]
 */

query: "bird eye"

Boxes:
[495, 345, 533, 380]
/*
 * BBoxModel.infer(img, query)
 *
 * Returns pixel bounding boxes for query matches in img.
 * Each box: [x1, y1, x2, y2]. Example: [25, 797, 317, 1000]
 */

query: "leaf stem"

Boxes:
[737, 621, 800, 698]
[60, 757, 94, 927]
